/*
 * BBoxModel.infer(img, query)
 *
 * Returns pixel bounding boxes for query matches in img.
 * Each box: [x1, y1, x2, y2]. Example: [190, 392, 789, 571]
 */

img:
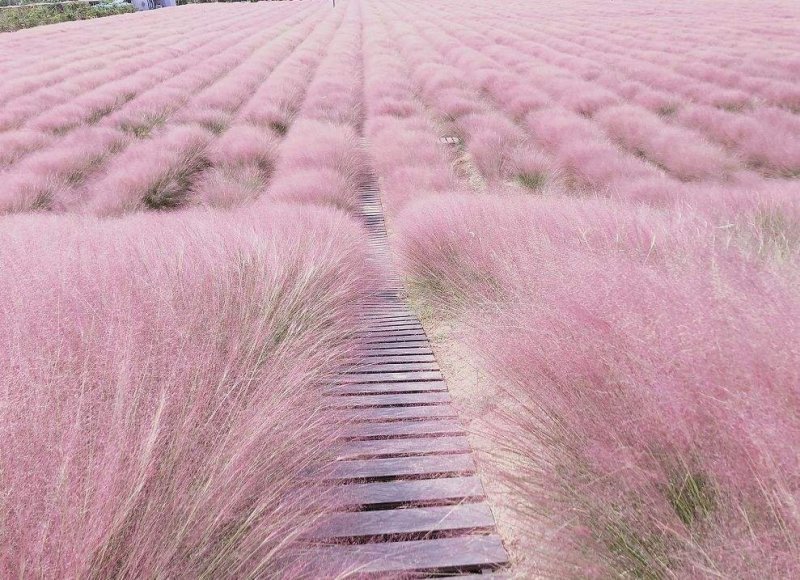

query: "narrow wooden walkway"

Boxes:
[307, 176, 509, 577]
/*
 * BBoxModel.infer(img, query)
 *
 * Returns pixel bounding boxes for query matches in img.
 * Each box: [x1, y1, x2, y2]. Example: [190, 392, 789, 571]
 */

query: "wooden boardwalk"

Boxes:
[307, 178, 509, 577]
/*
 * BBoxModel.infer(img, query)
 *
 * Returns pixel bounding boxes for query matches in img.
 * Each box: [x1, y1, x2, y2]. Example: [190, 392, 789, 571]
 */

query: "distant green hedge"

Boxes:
[0, 2, 133, 33]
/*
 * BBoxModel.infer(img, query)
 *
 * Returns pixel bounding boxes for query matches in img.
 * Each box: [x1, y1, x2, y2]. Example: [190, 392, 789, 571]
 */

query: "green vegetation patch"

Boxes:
[0, 2, 133, 34]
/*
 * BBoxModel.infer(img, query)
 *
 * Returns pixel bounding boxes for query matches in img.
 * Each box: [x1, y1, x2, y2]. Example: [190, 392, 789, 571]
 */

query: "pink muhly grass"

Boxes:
[191, 165, 265, 209]
[457, 112, 527, 182]
[760, 80, 800, 112]
[0, 94, 60, 131]
[268, 168, 357, 212]
[241, 105, 291, 137]
[609, 177, 686, 207]
[84, 125, 212, 216]
[671, 181, 800, 261]
[556, 140, 660, 188]
[0, 127, 127, 214]
[381, 166, 456, 213]
[104, 86, 188, 137]
[413, 63, 464, 102]
[368, 97, 423, 119]
[173, 107, 232, 135]
[188, 125, 277, 209]
[206, 125, 277, 172]
[275, 120, 366, 193]
[525, 106, 604, 151]
[508, 145, 558, 191]
[0, 129, 52, 168]
[28, 91, 126, 134]
[595, 104, 736, 181]
[367, 124, 451, 176]
[678, 105, 800, 177]
[550, 80, 620, 116]
[479, 72, 551, 118]
[524, 107, 662, 190]
[0, 204, 376, 577]
[396, 193, 800, 578]
[302, 77, 363, 126]
[430, 89, 483, 120]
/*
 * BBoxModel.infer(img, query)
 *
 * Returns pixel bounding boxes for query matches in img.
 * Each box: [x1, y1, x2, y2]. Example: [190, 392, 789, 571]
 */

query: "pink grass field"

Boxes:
[1, 0, 799, 577]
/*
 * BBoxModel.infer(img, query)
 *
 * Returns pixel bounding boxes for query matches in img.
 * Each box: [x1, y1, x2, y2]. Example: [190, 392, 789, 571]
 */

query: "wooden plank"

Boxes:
[360, 339, 431, 348]
[336, 405, 459, 422]
[325, 392, 451, 408]
[327, 381, 448, 396]
[360, 317, 415, 324]
[353, 354, 436, 364]
[357, 330, 427, 339]
[338, 436, 470, 459]
[360, 313, 413, 320]
[360, 347, 435, 357]
[363, 325, 425, 333]
[366, 321, 423, 328]
[333, 476, 485, 508]
[338, 370, 443, 384]
[327, 454, 476, 480]
[309, 504, 495, 539]
[339, 419, 466, 439]
[358, 316, 416, 324]
[308, 535, 508, 573]
[349, 362, 440, 373]
[447, 574, 511, 579]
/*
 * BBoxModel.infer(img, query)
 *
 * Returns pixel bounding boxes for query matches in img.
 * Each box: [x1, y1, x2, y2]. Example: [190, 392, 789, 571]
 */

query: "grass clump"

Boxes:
[144, 152, 209, 210]
[516, 170, 548, 191]
[120, 112, 170, 139]
[667, 470, 716, 527]
[269, 120, 289, 136]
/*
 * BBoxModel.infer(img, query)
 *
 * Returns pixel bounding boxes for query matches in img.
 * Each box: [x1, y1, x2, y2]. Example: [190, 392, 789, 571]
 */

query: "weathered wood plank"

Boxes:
[310, 504, 495, 539]
[327, 454, 476, 480]
[336, 404, 458, 422]
[359, 313, 415, 319]
[325, 391, 451, 408]
[360, 308, 417, 322]
[360, 339, 431, 348]
[338, 436, 471, 459]
[358, 331, 427, 344]
[339, 419, 464, 439]
[351, 354, 437, 364]
[364, 327, 425, 335]
[333, 476, 485, 508]
[348, 362, 440, 373]
[326, 381, 447, 396]
[360, 328, 425, 336]
[360, 320, 423, 328]
[358, 330, 427, 344]
[337, 370, 443, 384]
[359, 347, 435, 357]
[307, 534, 508, 573]
[356, 331, 428, 340]
[366, 322, 424, 329]
[446, 574, 512, 579]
